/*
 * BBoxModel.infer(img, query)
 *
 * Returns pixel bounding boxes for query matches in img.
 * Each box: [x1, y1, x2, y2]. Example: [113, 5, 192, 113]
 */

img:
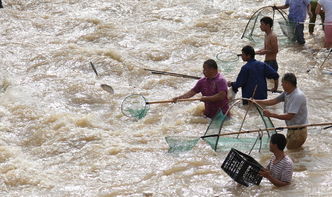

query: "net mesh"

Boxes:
[278, 21, 296, 41]
[164, 112, 226, 153]
[216, 51, 239, 73]
[241, 7, 292, 45]
[121, 94, 149, 120]
[165, 136, 200, 153]
[203, 102, 276, 152]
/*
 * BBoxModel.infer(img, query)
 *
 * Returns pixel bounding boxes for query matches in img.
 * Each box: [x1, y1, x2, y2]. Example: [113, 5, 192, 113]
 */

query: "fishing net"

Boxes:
[278, 21, 296, 41]
[121, 94, 149, 120]
[203, 101, 276, 153]
[241, 6, 292, 46]
[165, 111, 226, 153]
[216, 51, 239, 73]
[165, 136, 200, 153]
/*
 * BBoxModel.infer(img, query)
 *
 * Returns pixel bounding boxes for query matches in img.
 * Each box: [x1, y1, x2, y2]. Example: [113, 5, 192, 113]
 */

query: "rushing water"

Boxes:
[0, 0, 331, 196]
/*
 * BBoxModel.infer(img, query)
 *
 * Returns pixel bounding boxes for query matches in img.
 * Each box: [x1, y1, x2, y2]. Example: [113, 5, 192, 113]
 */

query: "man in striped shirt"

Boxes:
[259, 133, 293, 187]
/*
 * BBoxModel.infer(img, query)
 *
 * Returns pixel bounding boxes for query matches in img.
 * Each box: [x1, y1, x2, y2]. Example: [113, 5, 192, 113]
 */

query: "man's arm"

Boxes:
[270, 79, 279, 93]
[254, 97, 280, 106]
[315, 3, 322, 15]
[263, 110, 295, 120]
[201, 90, 226, 102]
[173, 90, 197, 101]
[274, 4, 289, 10]
[228, 67, 248, 92]
[259, 169, 291, 187]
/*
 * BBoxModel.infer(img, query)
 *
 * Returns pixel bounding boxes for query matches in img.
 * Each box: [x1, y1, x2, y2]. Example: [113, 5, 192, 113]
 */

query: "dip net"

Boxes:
[165, 99, 276, 153]
[241, 6, 292, 46]
[121, 94, 149, 120]
[165, 136, 200, 153]
[165, 111, 227, 153]
[216, 51, 239, 73]
[202, 100, 276, 153]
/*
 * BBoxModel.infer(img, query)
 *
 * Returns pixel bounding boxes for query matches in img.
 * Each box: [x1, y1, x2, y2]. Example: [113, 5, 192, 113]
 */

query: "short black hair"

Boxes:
[282, 73, 297, 87]
[271, 133, 287, 151]
[260, 16, 273, 27]
[203, 59, 218, 70]
[241, 45, 255, 59]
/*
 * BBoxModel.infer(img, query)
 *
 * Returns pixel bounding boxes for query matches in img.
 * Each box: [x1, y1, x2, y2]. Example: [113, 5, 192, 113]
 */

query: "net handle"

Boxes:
[146, 98, 200, 104]
[144, 68, 200, 79]
[202, 122, 332, 138]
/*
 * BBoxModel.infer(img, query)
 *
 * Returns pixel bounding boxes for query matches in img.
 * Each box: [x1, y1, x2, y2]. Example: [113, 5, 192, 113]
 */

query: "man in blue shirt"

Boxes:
[274, 0, 312, 45]
[228, 45, 279, 104]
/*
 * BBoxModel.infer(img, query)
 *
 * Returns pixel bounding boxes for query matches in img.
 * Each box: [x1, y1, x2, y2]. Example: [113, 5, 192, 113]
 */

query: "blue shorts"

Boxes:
[264, 60, 278, 72]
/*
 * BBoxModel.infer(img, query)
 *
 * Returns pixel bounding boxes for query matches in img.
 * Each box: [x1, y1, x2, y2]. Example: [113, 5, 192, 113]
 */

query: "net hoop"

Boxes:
[216, 51, 239, 63]
[121, 94, 149, 119]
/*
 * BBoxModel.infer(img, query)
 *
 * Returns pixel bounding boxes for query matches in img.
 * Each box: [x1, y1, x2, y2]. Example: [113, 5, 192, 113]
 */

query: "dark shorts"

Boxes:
[264, 60, 278, 72]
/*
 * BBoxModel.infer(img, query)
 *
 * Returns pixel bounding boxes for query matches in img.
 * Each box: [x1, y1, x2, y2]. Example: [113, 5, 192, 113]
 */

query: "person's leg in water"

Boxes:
[295, 23, 305, 45]
[0, 0, 3, 8]
[309, 1, 317, 35]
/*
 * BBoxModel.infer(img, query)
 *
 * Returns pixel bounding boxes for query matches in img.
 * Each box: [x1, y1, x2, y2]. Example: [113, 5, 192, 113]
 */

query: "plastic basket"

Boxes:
[221, 148, 263, 187]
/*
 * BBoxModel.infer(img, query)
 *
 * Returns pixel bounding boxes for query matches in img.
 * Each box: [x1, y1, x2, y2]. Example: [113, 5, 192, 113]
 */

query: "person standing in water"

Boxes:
[309, 0, 325, 35]
[256, 16, 279, 72]
[254, 73, 308, 150]
[274, 0, 312, 45]
[228, 45, 279, 105]
[173, 59, 229, 118]
[259, 133, 294, 187]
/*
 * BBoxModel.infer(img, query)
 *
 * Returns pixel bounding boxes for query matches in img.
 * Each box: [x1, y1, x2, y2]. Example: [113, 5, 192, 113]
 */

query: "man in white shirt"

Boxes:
[254, 73, 308, 149]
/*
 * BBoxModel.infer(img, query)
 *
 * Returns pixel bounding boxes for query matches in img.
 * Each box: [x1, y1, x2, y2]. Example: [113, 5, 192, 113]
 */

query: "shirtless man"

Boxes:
[256, 16, 279, 72]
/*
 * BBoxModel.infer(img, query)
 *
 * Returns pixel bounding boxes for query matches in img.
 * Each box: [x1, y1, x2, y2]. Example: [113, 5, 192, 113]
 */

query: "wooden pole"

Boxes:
[201, 122, 332, 138]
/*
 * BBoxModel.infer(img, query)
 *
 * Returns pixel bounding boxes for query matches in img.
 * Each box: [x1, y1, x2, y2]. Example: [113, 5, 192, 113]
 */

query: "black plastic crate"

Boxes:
[221, 148, 263, 187]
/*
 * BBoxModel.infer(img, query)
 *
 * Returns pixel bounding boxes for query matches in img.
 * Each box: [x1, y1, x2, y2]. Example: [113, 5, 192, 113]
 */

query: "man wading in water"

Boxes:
[259, 133, 293, 187]
[254, 73, 308, 149]
[256, 16, 279, 72]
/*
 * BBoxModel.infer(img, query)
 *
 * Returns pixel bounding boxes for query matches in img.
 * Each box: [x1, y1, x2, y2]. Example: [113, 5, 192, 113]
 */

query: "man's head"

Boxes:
[203, 59, 218, 78]
[281, 73, 297, 92]
[241, 45, 255, 61]
[260, 16, 273, 32]
[270, 133, 287, 152]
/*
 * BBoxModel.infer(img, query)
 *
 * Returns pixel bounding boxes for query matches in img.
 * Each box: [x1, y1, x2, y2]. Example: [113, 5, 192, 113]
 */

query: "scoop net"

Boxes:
[165, 111, 227, 153]
[203, 102, 276, 153]
[121, 94, 149, 120]
[216, 51, 239, 73]
[241, 6, 292, 46]
[165, 136, 200, 153]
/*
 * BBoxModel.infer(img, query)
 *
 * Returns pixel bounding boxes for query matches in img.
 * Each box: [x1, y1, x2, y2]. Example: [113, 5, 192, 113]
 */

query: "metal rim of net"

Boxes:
[121, 94, 149, 119]
[216, 51, 239, 63]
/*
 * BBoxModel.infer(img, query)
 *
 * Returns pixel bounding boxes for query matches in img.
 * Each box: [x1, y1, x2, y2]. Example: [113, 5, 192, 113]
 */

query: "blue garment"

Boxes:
[231, 59, 279, 101]
[286, 0, 310, 22]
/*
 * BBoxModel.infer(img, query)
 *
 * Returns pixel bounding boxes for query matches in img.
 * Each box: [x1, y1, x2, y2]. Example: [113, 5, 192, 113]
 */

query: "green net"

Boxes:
[165, 136, 200, 153]
[241, 6, 292, 46]
[164, 101, 277, 153]
[202, 102, 276, 152]
[121, 94, 149, 120]
[278, 21, 296, 42]
[216, 51, 239, 73]
[164, 112, 226, 153]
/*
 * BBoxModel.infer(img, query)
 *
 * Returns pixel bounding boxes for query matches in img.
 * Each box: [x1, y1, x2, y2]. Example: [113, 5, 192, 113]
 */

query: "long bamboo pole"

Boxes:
[201, 122, 332, 138]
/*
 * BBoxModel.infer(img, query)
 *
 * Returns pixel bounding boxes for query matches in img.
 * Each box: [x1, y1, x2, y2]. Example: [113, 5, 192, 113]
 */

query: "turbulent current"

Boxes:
[0, 0, 331, 196]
